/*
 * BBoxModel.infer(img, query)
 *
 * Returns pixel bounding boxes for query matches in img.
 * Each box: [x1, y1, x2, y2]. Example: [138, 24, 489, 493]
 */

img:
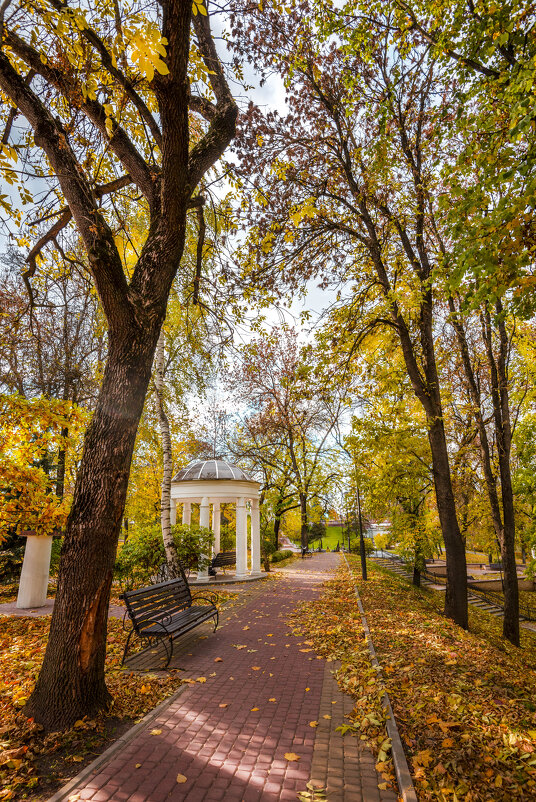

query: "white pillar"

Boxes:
[197, 496, 210, 582]
[17, 535, 53, 608]
[250, 497, 262, 575]
[170, 497, 177, 526]
[235, 497, 248, 578]
[182, 501, 191, 525]
[212, 502, 221, 555]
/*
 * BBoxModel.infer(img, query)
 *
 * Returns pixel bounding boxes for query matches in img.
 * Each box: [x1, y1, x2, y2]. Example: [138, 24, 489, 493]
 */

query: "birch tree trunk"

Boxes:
[154, 329, 185, 580]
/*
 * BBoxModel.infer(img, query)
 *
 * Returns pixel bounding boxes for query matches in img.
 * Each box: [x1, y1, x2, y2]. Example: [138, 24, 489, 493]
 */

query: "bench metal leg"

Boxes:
[121, 628, 135, 666]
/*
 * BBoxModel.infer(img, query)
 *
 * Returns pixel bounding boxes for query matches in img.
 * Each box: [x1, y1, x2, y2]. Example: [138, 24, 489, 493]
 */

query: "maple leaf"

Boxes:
[284, 752, 300, 761]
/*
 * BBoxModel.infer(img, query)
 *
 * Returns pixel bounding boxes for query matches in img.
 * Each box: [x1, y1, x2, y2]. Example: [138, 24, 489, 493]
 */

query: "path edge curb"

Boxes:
[46, 683, 190, 802]
[342, 554, 418, 802]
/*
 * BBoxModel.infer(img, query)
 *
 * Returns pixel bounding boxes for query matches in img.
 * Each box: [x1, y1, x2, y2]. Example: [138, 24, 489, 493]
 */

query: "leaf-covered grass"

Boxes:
[291, 557, 536, 800]
[0, 589, 236, 800]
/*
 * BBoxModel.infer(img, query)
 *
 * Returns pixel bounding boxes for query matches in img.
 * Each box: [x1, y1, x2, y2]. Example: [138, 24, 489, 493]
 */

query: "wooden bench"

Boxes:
[209, 550, 236, 576]
[120, 577, 218, 667]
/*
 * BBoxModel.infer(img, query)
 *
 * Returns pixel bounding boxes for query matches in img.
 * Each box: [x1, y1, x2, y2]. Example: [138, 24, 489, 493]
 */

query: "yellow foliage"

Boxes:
[0, 395, 87, 542]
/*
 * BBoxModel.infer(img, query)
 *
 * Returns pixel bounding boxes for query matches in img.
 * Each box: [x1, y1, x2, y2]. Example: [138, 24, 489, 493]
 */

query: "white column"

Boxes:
[170, 497, 177, 526]
[250, 497, 262, 575]
[17, 535, 53, 608]
[212, 502, 221, 555]
[197, 496, 210, 582]
[235, 497, 248, 578]
[182, 501, 191, 525]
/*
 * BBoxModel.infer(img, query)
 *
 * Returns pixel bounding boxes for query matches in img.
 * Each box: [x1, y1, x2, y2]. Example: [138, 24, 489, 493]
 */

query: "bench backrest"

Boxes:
[122, 577, 192, 631]
[212, 550, 236, 567]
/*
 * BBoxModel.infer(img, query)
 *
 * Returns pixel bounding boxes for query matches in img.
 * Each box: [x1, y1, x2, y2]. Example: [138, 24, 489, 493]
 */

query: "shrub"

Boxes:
[348, 537, 375, 556]
[115, 523, 214, 589]
[271, 549, 293, 563]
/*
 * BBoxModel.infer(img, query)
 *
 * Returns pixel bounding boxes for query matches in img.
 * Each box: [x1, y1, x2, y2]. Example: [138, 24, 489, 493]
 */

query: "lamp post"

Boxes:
[356, 485, 368, 581]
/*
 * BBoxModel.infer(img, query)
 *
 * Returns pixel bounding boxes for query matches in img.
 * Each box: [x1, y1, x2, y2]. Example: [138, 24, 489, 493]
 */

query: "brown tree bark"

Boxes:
[0, 0, 238, 730]
[482, 305, 520, 646]
[449, 297, 519, 645]
[26, 327, 164, 725]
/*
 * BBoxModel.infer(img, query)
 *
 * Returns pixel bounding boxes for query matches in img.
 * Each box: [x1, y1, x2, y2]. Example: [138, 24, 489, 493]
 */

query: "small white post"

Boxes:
[212, 502, 221, 555]
[170, 497, 177, 526]
[197, 496, 210, 582]
[17, 535, 53, 609]
[235, 498, 248, 578]
[182, 501, 191, 525]
[250, 497, 262, 575]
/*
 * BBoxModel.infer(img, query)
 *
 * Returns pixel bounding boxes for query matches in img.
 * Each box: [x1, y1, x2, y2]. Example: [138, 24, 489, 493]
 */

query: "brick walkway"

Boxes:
[55, 554, 397, 802]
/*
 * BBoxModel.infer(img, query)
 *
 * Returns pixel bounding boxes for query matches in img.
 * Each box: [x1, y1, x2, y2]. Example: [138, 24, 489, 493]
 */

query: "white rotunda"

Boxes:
[170, 459, 261, 582]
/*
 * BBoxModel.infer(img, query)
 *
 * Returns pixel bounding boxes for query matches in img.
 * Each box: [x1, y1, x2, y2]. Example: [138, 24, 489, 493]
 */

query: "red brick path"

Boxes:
[61, 554, 397, 802]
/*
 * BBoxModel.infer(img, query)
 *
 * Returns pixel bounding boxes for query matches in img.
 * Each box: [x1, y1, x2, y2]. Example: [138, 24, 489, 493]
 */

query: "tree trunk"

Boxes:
[25, 323, 163, 730]
[273, 514, 281, 551]
[55, 426, 68, 499]
[427, 417, 468, 628]
[299, 492, 308, 554]
[451, 297, 519, 644]
[154, 329, 185, 581]
[482, 305, 520, 646]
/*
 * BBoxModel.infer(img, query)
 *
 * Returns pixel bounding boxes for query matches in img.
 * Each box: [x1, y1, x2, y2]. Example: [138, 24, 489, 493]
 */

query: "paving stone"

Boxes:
[51, 555, 399, 801]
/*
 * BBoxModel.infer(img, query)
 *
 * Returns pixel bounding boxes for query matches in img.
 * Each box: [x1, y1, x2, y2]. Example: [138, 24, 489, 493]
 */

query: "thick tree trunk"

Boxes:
[367, 235, 468, 628]
[25, 324, 162, 730]
[154, 329, 185, 581]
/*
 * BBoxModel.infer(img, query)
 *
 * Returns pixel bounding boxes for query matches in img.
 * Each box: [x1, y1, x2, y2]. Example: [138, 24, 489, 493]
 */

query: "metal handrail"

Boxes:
[391, 562, 536, 623]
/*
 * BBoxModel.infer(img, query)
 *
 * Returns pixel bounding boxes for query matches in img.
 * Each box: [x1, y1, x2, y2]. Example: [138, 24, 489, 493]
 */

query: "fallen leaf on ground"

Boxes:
[176, 774, 187, 783]
[150, 729, 162, 735]
[284, 752, 300, 761]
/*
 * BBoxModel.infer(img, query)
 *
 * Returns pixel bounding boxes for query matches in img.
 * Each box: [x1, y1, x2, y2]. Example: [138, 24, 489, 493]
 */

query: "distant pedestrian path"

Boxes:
[51, 554, 396, 802]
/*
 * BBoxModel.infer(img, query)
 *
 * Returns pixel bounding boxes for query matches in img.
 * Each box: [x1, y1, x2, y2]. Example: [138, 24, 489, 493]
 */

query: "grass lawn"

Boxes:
[291, 554, 536, 801]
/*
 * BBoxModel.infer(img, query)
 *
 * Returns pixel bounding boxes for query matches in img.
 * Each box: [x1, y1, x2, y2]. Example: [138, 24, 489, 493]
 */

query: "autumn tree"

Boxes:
[0, 0, 238, 728]
[232, 328, 348, 551]
[232, 3, 469, 626]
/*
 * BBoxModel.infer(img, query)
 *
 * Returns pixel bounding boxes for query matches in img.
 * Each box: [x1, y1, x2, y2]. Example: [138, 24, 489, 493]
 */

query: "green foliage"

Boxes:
[219, 524, 235, 552]
[348, 536, 375, 556]
[49, 537, 63, 576]
[115, 523, 214, 588]
[308, 520, 326, 544]
[270, 549, 294, 563]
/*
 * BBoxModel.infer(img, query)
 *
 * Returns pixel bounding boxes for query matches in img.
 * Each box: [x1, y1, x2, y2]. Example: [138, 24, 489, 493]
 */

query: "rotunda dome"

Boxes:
[172, 459, 253, 483]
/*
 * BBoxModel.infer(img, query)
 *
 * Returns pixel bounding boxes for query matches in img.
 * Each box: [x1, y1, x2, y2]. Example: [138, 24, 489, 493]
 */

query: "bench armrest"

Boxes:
[191, 593, 218, 608]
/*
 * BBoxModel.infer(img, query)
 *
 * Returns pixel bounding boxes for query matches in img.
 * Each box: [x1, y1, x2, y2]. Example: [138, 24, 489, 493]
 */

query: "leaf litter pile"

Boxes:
[0, 590, 236, 801]
[291, 558, 536, 801]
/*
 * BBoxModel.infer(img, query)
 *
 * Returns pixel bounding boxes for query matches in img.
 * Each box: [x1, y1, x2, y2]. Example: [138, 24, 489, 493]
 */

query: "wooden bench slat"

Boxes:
[120, 574, 218, 667]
